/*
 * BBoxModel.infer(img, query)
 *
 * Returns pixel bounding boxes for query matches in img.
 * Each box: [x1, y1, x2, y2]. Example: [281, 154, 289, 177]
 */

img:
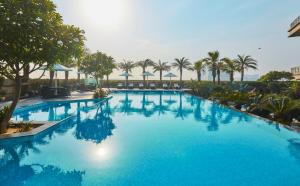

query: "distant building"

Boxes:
[289, 16, 300, 37]
[291, 66, 300, 80]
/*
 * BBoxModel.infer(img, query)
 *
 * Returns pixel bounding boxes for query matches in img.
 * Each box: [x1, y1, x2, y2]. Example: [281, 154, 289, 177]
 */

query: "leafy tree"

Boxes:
[49, 25, 85, 84]
[118, 60, 136, 87]
[205, 51, 220, 84]
[235, 55, 257, 82]
[153, 60, 170, 86]
[258, 71, 294, 82]
[80, 51, 108, 88]
[136, 59, 154, 86]
[172, 57, 193, 86]
[103, 56, 117, 89]
[194, 59, 206, 81]
[221, 58, 238, 83]
[0, 0, 84, 133]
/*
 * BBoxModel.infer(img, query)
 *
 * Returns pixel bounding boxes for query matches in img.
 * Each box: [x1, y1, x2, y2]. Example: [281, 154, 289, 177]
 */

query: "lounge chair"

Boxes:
[117, 83, 123, 89]
[174, 83, 180, 89]
[128, 83, 134, 89]
[150, 83, 156, 89]
[138, 83, 144, 89]
[163, 83, 168, 89]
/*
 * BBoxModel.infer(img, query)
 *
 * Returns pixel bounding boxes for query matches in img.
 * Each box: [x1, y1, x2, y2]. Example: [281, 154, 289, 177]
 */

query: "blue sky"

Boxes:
[50, 0, 300, 80]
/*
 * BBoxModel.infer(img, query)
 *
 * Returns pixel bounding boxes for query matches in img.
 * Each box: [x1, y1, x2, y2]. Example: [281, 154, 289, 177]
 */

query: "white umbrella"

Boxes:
[120, 72, 132, 88]
[40, 64, 73, 95]
[142, 71, 154, 87]
[164, 72, 177, 87]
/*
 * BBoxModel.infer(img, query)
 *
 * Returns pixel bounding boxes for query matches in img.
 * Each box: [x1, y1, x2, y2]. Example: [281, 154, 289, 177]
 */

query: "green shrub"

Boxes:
[93, 89, 108, 98]
[288, 82, 300, 99]
[18, 122, 33, 132]
[263, 95, 300, 123]
[0, 106, 9, 123]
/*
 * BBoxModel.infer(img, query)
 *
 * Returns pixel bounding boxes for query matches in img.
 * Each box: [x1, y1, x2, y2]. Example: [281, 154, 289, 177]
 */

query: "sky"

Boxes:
[40, 0, 300, 80]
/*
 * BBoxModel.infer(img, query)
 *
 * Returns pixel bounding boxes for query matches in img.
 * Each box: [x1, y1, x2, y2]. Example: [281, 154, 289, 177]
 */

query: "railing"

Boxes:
[291, 16, 300, 29]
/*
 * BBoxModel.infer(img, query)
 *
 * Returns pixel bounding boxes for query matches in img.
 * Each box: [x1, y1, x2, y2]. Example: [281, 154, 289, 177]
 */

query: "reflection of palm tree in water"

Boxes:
[141, 92, 155, 117]
[154, 92, 169, 116]
[0, 140, 84, 186]
[118, 92, 133, 115]
[75, 101, 115, 144]
[287, 138, 300, 163]
[172, 92, 193, 120]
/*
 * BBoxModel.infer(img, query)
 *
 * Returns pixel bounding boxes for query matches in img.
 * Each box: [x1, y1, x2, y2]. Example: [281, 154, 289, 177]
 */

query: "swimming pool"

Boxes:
[1, 91, 300, 186]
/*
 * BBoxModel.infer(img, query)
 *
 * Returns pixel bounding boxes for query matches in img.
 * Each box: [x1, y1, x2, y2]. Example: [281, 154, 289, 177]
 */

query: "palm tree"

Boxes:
[221, 58, 237, 83]
[153, 60, 171, 86]
[118, 60, 136, 87]
[103, 56, 117, 89]
[205, 51, 220, 84]
[172, 57, 192, 86]
[216, 61, 224, 85]
[235, 55, 257, 82]
[136, 59, 155, 86]
[265, 96, 299, 122]
[194, 59, 206, 81]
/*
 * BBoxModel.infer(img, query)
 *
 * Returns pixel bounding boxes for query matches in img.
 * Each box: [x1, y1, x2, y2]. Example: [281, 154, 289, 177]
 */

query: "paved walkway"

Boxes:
[0, 91, 94, 108]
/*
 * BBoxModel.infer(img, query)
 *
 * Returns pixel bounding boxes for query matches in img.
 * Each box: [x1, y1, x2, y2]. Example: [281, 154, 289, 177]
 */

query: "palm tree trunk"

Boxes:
[160, 70, 162, 87]
[241, 68, 244, 82]
[143, 68, 146, 86]
[199, 71, 202, 81]
[230, 72, 234, 83]
[125, 71, 129, 88]
[212, 70, 216, 85]
[180, 68, 183, 87]
[106, 75, 109, 89]
[217, 69, 221, 85]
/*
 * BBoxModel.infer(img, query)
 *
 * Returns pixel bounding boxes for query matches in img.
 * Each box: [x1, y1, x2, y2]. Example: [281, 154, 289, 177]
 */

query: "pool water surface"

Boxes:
[1, 91, 300, 186]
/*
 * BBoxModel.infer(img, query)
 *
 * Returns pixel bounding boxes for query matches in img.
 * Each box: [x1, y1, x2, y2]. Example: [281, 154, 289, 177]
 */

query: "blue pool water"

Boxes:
[1, 91, 300, 186]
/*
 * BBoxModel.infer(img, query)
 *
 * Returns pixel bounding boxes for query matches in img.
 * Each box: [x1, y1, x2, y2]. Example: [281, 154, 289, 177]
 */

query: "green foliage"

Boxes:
[288, 82, 300, 99]
[81, 51, 115, 87]
[153, 60, 171, 82]
[194, 59, 206, 81]
[18, 122, 33, 132]
[205, 51, 220, 84]
[0, 106, 9, 123]
[264, 95, 299, 123]
[221, 58, 238, 82]
[172, 57, 193, 84]
[235, 55, 257, 82]
[187, 81, 216, 98]
[118, 60, 136, 73]
[258, 71, 294, 82]
[93, 89, 108, 98]
[0, 0, 86, 132]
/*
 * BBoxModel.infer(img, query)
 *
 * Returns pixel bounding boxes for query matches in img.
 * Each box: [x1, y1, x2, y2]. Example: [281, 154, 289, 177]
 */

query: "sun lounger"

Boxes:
[138, 83, 144, 89]
[150, 83, 156, 89]
[128, 83, 134, 89]
[163, 83, 168, 89]
[174, 83, 180, 89]
[117, 83, 123, 89]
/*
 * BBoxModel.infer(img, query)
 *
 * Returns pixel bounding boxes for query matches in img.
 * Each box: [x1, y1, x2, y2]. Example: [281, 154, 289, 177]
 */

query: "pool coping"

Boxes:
[0, 97, 112, 141]
[186, 92, 300, 133]
[0, 116, 74, 141]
